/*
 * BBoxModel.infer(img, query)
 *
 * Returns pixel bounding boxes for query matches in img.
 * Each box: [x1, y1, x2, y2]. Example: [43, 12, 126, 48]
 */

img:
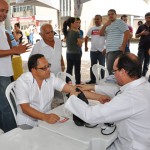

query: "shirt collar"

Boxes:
[40, 39, 48, 48]
[40, 38, 56, 48]
[0, 22, 6, 33]
[120, 77, 146, 93]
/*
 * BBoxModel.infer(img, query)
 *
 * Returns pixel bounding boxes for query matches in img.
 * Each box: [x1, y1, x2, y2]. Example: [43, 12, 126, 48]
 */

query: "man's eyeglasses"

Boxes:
[112, 69, 119, 74]
[36, 63, 51, 71]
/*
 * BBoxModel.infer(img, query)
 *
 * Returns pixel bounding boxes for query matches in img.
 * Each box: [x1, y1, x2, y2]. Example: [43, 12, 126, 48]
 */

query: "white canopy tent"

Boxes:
[11, 0, 60, 10]
[82, 0, 150, 19]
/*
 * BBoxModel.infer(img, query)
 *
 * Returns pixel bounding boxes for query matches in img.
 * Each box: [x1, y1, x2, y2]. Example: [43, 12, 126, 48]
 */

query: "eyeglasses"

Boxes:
[112, 69, 119, 74]
[36, 63, 51, 71]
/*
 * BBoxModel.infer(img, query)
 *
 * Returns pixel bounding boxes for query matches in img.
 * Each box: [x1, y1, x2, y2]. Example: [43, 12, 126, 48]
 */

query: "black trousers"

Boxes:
[66, 53, 81, 84]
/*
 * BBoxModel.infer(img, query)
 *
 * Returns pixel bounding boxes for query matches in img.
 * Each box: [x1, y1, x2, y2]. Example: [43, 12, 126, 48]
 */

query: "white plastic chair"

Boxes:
[0, 129, 4, 135]
[5, 81, 17, 122]
[56, 72, 75, 117]
[92, 64, 109, 84]
[56, 72, 76, 85]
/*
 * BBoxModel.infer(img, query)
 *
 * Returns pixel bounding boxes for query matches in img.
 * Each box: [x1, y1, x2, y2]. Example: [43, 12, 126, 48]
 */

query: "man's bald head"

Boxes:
[40, 23, 52, 34]
[0, 0, 9, 22]
[39, 23, 54, 42]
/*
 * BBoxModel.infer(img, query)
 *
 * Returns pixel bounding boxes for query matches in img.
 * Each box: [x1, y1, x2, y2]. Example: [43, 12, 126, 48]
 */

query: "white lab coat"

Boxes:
[65, 77, 150, 150]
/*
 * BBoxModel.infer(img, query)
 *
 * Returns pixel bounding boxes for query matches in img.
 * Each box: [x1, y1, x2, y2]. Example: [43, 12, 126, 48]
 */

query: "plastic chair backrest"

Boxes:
[92, 64, 109, 84]
[5, 81, 17, 122]
[0, 129, 4, 135]
[56, 72, 75, 106]
[56, 72, 76, 85]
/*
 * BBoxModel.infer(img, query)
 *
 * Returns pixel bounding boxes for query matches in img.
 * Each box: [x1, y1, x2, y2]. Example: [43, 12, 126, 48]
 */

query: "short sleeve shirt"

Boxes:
[0, 24, 13, 76]
[66, 30, 81, 54]
[136, 23, 150, 50]
[105, 19, 129, 52]
[86, 26, 105, 52]
[15, 72, 66, 126]
[30, 37, 62, 75]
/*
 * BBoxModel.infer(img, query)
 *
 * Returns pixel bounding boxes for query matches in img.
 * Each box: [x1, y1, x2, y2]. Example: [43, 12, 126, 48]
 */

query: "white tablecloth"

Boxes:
[0, 127, 89, 150]
[38, 105, 117, 150]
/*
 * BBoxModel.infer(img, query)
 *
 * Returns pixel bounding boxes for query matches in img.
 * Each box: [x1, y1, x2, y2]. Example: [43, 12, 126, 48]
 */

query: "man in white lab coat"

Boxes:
[65, 53, 150, 150]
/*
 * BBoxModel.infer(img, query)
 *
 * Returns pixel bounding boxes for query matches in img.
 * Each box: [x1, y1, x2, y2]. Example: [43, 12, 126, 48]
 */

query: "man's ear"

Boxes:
[31, 68, 36, 74]
[121, 68, 127, 76]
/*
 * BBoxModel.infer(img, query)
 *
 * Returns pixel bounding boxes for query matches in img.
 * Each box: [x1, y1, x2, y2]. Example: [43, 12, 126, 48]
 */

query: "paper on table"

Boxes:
[58, 116, 69, 123]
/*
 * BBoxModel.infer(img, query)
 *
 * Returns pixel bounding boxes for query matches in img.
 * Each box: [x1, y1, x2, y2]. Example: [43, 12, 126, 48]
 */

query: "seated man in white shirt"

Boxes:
[65, 53, 150, 150]
[15, 54, 72, 129]
[16, 54, 110, 129]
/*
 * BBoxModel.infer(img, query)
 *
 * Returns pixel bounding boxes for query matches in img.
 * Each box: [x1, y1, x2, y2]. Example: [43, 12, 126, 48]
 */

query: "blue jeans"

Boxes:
[125, 46, 130, 52]
[106, 51, 122, 75]
[0, 76, 17, 132]
[90, 51, 105, 83]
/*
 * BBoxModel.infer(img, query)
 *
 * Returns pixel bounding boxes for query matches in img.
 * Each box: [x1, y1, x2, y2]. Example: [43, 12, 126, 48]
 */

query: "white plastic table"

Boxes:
[0, 127, 89, 150]
[38, 104, 117, 150]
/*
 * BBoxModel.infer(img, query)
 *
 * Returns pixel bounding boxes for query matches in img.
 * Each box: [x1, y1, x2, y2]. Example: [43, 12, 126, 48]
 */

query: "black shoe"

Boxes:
[86, 81, 95, 84]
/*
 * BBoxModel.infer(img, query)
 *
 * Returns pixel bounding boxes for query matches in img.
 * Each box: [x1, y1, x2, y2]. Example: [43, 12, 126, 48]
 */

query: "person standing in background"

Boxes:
[13, 23, 23, 44]
[0, 0, 30, 132]
[76, 17, 84, 56]
[25, 26, 30, 43]
[63, 17, 83, 84]
[30, 23, 65, 75]
[100, 9, 129, 74]
[137, 20, 143, 27]
[85, 15, 106, 84]
[135, 12, 150, 77]
[5, 30, 18, 48]
[121, 15, 133, 52]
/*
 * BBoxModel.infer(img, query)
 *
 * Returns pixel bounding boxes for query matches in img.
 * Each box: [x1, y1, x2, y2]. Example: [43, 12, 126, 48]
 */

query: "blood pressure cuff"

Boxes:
[66, 88, 89, 126]
[73, 88, 89, 126]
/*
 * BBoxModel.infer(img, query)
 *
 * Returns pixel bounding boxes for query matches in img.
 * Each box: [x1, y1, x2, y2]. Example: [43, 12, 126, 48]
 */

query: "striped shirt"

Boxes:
[105, 19, 129, 53]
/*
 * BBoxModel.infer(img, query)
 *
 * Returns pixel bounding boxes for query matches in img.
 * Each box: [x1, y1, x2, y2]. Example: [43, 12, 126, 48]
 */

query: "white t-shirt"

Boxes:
[0, 23, 13, 76]
[65, 77, 150, 150]
[86, 26, 105, 52]
[15, 72, 66, 127]
[30, 37, 62, 75]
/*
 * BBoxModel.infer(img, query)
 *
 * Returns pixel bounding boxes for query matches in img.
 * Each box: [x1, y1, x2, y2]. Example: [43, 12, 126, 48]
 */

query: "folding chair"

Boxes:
[5, 81, 17, 122]
[92, 64, 109, 84]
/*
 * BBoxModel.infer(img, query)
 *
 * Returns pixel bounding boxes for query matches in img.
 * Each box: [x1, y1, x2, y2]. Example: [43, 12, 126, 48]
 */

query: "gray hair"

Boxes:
[40, 23, 52, 34]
